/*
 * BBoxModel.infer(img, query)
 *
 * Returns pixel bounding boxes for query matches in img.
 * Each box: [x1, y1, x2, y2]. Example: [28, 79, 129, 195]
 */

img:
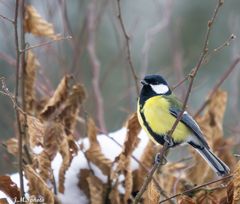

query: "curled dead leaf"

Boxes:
[24, 165, 55, 204]
[87, 173, 106, 204]
[24, 50, 39, 113]
[177, 195, 196, 204]
[135, 140, 155, 191]
[78, 169, 91, 198]
[40, 75, 71, 119]
[58, 135, 78, 193]
[37, 150, 53, 183]
[233, 161, 240, 202]
[24, 5, 58, 39]
[5, 138, 18, 156]
[145, 179, 160, 204]
[86, 118, 112, 175]
[57, 84, 86, 135]
[187, 90, 229, 184]
[27, 115, 44, 148]
[43, 121, 64, 160]
[110, 113, 141, 203]
[0, 176, 20, 202]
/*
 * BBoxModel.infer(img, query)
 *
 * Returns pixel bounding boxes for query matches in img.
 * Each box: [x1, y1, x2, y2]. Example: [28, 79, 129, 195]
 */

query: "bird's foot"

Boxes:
[164, 135, 174, 147]
[154, 153, 167, 165]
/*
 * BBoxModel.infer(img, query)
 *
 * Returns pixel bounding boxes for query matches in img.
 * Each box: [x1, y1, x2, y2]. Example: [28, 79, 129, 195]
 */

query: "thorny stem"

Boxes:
[133, 1, 223, 203]
[116, 0, 139, 95]
[159, 175, 232, 203]
[14, 0, 24, 200]
[194, 57, 240, 118]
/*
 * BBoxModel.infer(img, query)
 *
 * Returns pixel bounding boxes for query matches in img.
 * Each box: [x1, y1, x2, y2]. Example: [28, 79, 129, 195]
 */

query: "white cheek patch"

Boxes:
[150, 84, 169, 94]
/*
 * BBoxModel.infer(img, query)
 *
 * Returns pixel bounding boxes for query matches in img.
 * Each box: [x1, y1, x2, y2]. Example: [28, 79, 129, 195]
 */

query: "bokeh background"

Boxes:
[0, 0, 240, 173]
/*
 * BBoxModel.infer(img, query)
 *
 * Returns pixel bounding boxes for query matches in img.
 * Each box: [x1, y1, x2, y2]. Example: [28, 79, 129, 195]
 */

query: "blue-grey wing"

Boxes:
[169, 107, 210, 148]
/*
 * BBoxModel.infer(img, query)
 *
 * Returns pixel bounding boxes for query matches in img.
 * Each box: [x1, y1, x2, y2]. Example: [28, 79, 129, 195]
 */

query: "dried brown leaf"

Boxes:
[58, 135, 78, 193]
[24, 165, 55, 204]
[86, 118, 112, 175]
[110, 113, 141, 203]
[57, 84, 86, 135]
[187, 90, 229, 184]
[0, 176, 20, 202]
[213, 138, 236, 171]
[196, 191, 218, 204]
[134, 140, 155, 191]
[186, 152, 214, 184]
[24, 5, 57, 39]
[40, 75, 71, 119]
[87, 118, 98, 145]
[0, 198, 9, 204]
[233, 161, 240, 202]
[177, 195, 196, 204]
[86, 145, 112, 176]
[87, 173, 106, 204]
[122, 113, 141, 157]
[145, 179, 160, 204]
[78, 169, 91, 198]
[24, 50, 39, 113]
[219, 181, 234, 204]
[5, 138, 18, 156]
[108, 184, 121, 204]
[27, 115, 44, 148]
[43, 122, 64, 160]
[37, 150, 53, 183]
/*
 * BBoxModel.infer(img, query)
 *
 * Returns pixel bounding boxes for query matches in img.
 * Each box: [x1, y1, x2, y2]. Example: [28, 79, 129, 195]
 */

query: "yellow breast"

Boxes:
[137, 96, 191, 143]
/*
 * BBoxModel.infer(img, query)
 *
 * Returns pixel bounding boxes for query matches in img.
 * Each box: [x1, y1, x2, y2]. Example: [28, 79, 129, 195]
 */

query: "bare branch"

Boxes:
[133, 142, 170, 204]
[87, 0, 107, 133]
[159, 175, 232, 203]
[116, 0, 139, 94]
[0, 13, 14, 24]
[204, 33, 236, 64]
[194, 57, 240, 117]
[13, 0, 25, 199]
[20, 35, 72, 52]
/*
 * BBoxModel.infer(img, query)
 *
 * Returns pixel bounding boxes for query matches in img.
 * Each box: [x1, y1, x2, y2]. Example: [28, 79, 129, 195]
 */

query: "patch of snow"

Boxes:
[1, 127, 149, 204]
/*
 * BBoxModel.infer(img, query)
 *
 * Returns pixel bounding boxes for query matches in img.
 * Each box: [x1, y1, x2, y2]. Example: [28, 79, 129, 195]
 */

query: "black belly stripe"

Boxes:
[140, 110, 165, 145]
[140, 109, 178, 147]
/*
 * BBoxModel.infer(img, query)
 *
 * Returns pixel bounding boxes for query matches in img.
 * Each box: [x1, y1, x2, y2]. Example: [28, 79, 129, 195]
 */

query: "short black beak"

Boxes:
[141, 80, 148, 86]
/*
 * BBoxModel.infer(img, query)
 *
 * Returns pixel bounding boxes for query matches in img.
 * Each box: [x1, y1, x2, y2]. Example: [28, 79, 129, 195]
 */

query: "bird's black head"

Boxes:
[139, 75, 171, 105]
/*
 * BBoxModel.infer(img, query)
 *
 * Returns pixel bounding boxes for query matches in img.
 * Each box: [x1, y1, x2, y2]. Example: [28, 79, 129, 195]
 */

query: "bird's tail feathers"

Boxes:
[196, 147, 230, 176]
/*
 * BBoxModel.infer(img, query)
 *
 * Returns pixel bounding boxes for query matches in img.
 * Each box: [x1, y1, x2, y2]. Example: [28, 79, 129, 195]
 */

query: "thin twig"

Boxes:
[194, 57, 240, 117]
[13, 0, 24, 200]
[116, 0, 139, 95]
[204, 34, 236, 64]
[172, 75, 189, 90]
[173, 34, 236, 91]
[133, 142, 169, 204]
[159, 175, 232, 203]
[133, 1, 223, 203]
[20, 35, 72, 52]
[0, 14, 14, 24]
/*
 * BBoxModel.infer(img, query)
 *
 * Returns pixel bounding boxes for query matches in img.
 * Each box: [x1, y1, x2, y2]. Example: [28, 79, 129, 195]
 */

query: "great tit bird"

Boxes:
[137, 74, 230, 176]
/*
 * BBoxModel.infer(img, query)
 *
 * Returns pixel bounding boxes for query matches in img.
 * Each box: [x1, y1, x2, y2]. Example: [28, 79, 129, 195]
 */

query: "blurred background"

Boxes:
[0, 0, 240, 173]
